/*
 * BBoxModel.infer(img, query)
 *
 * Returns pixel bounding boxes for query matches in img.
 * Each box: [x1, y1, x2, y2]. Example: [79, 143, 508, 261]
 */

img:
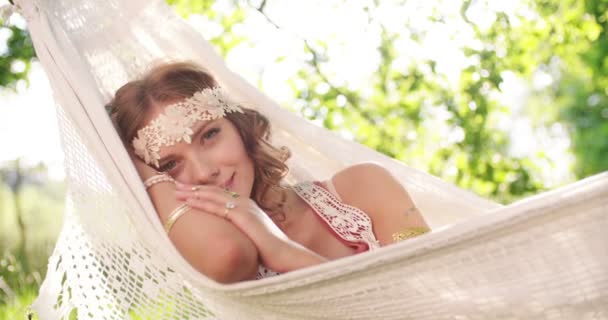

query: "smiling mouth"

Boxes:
[222, 173, 235, 190]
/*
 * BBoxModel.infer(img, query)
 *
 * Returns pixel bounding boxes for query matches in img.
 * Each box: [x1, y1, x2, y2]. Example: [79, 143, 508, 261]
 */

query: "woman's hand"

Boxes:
[175, 183, 327, 273]
[127, 150, 260, 282]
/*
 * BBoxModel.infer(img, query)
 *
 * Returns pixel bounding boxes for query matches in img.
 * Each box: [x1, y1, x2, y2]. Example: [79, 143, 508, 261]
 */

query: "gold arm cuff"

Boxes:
[164, 203, 191, 234]
[392, 227, 430, 242]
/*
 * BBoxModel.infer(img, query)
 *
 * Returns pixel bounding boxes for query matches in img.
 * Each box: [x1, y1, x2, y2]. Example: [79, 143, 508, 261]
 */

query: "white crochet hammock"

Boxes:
[14, 0, 607, 319]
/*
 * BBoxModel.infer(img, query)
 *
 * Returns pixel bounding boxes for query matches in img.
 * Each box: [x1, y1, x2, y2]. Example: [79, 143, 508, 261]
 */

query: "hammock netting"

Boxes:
[11, 0, 607, 318]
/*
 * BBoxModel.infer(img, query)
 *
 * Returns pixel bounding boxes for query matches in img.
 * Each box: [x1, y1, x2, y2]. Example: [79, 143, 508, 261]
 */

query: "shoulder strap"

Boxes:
[292, 181, 380, 251]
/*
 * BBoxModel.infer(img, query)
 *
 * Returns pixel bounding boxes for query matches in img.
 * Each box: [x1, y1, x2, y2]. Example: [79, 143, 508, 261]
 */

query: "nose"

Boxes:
[187, 153, 220, 186]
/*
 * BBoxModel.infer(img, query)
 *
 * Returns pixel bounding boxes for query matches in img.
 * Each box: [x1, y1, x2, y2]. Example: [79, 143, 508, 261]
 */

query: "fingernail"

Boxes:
[176, 182, 190, 190]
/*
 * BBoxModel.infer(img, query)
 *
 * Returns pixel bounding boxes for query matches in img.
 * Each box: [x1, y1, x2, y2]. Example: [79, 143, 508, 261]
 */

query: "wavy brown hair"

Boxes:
[106, 61, 291, 213]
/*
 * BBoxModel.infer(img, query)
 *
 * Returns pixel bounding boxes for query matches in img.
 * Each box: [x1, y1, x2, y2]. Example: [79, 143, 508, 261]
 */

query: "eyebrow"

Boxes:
[158, 121, 215, 165]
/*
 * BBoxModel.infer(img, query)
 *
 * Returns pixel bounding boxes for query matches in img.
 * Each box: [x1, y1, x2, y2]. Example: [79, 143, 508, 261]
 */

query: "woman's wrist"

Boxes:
[144, 174, 175, 189]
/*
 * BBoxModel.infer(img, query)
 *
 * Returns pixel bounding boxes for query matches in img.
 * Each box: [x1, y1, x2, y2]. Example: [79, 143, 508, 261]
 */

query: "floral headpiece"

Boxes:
[132, 87, 243, 167]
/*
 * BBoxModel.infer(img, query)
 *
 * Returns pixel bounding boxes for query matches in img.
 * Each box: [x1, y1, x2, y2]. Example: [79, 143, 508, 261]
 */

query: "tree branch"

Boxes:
[257, 0, 267, 12]
[247, 1, 365, 114]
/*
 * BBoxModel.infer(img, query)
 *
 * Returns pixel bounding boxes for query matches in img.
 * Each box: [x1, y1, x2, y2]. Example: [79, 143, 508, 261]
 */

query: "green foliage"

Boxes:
[165, 0, 249, 56]
[474, 0, 608, 179]
[165, 0, 215, 17]
[0, 173, 65, 255]
[284, 3, 547, 203]
[0, 282, 38, 320]
[0, 175, 65, 319]
[556, 0, 608, 177]
[0, 0, 606, 316]
[0, 253, 56, 318]
[0, 21, 36, 89]
[0, 0, 605, 205]
[161, 0, 608, 203]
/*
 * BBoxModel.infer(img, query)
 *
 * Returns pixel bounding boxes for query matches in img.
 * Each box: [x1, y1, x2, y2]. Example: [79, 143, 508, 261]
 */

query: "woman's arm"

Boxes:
[331, 163, 430, 245]
[176, 184, 328, 273]
[132, 156, 260, 283]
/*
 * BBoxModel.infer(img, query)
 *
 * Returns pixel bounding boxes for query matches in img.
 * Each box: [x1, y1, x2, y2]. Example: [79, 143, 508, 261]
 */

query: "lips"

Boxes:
[222, 173, 235, 190]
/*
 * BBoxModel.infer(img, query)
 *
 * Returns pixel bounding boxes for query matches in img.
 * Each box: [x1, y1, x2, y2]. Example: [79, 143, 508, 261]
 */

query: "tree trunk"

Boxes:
[11, 159, 28, 272]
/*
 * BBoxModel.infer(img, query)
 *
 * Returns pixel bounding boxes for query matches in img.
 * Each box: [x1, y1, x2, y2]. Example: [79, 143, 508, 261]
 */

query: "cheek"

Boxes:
[239, 144, 255, 174]
[242, 156, 256, 196]
[233, 141, 254, 177]
[244, 154, 255, 175]
[225, 132, 250, 163]
[171, 161, 194, 184]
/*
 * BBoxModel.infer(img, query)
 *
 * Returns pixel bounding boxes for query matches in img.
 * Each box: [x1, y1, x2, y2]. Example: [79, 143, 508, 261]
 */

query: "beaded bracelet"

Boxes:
[164, 203, 191, 234]
[143, 174, 175, 189]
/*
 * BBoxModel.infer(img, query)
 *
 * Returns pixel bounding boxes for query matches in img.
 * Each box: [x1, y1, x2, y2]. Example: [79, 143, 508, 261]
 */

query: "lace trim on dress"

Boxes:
[292, 181, 380, 251]
[255, 264, 280, 280]
[256, 181, 380, 279]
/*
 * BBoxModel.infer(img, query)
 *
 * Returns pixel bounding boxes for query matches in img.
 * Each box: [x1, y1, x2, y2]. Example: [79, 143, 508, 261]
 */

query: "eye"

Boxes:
[201, 127, 220, 141]
[158, 159, 178, 173]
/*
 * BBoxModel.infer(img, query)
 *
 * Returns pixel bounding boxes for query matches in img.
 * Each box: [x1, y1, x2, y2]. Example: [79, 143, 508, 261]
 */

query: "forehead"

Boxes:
[156, 118, 216, 158]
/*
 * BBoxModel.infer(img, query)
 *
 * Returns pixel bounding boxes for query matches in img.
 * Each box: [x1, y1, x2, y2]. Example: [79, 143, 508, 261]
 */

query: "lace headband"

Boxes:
[132, 87, 243, 167]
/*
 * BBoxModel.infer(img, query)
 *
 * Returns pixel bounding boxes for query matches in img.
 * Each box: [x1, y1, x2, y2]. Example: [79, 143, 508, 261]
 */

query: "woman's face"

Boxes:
[152, 116, 255, 197]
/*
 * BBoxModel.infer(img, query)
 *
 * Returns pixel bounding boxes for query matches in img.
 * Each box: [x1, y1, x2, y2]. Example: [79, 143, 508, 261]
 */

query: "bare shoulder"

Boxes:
[330, 162, 428, 245]
[331, 163, 404, 212]
[332, 162, 392, 180]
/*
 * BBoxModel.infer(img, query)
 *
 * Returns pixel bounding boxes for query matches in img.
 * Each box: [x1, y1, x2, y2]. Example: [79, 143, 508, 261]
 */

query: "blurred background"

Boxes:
[1, 0, 606, 317]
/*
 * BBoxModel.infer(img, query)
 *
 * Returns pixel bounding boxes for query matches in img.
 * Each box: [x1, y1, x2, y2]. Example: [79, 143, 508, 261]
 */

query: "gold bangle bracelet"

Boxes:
[164, 203, 191, 234]
[392, 227, 430, 242]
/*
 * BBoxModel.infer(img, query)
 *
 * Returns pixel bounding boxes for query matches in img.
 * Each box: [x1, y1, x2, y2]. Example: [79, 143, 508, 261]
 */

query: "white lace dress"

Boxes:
[256, 180, 381, 279]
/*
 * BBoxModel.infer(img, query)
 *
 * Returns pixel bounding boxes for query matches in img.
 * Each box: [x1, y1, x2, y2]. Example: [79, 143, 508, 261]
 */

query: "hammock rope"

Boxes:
[14, 0, 607, 318]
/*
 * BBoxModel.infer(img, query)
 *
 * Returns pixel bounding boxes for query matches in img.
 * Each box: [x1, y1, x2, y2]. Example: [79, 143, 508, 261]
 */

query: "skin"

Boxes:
[130, 110, 264, 283]
[178, 163, 430, 259]
[132, 153, 261, 283]
[133, 114, 326, 279]
[134, 107, 430, 280]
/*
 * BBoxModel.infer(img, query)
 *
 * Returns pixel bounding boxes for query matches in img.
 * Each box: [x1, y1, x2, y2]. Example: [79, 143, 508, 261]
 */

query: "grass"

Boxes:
[0, 178, 65, 320]
[0, 285, 38, 320]
[0, 251, 45, 320]
[0, 179, 213, 319]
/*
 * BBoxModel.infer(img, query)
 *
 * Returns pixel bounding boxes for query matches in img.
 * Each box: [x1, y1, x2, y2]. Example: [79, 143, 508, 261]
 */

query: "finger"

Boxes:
[175, 181, 197, 191]
[175, 183, 226, 193]
[184, 197, 223, 216]
[174, 189, 231, 211]
[185, 196, 236, 220]
[191, 188, 233, 205]
[175, 186, 232, 201]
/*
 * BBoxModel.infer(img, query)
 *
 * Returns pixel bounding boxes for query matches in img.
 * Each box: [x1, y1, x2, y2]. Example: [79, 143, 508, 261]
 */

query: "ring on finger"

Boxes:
[223, 201, 236, 219]
[224, 189, 239, 198]
[225, 201, 236, 210]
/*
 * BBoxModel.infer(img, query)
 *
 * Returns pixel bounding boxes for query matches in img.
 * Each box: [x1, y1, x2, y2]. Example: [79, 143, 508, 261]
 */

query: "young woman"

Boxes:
[107, 61, 430, 283]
